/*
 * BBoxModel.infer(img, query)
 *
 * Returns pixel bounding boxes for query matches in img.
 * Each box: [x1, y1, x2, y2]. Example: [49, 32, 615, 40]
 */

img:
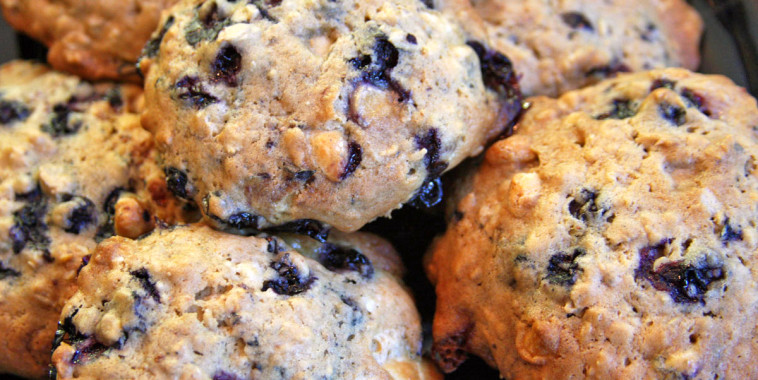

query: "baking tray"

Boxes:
[0, 0, 756, 378]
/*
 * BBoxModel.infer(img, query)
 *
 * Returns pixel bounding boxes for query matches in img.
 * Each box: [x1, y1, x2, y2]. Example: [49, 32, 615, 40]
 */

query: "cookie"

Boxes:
[51, 223, 439, 379]
[0, 0, 179, 81]
[432, 0, 702, 96]
[0, 61, 188, 378]
[426, 69, 758, 379]
[140, 0, 522, 233]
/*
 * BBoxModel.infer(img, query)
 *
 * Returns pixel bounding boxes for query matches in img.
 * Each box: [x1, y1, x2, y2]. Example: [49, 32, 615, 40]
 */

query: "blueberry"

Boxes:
[62, 196, 97, 234]
[650, 78, 677, 91]
[174, 76, 218, 109]
[415, 128, 448, 179]
[293, 170, 315, 182]
[635, 241, 724, 304]
[104, 88, 123, 110]
[545, 248, 585, 286]
[261, 253, 316, 295]
[420, 0, 434, 8]
[225, 212, 262, 230]
[350, 35, 410, 102]
[42, 103, 81, 136]
[266, 237, 281, 253]
[408, 177, 443, 209]
[317, 243, 374, 278]
[9, 198, 50, 254]
[340, 141, 362, 180]
[679, 88, 711, 117]
[595, 98, 637, 120]
[211, 44, 242, 86]
[130, 268, 161, 303]
[164, 167, 192, 200]
[586, 62, 631, 79]
[568, 189, 613, 224]
[213, 371, 242, 380]
[0, 262, 21, 280]
[659, 102, 686, 126]
[561, 12, 594, 31]
[466, 40, 523, 137]
[0, 99, 30, 125]
[269, 219, 329, 242]
[141, 16, 175, 59]
[406, 34, 417, 44]
[52, 309, 112, 364]
[718, 218, 743, 243]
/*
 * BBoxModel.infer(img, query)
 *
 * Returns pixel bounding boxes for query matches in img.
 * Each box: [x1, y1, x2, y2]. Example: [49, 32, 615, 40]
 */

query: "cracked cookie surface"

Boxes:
[434, 0, 702, 96]
[0, 61, 188, 378]
[427, 69, 758, 379]
[52, 223, 439, 379]
[140, 0, 521, 233]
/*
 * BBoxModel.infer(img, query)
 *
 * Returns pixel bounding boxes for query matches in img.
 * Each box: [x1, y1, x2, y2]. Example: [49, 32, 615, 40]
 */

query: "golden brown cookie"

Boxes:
[140, 0, 522, 233]
[52, 223, 440, 379]
[427, 69, 758, 379]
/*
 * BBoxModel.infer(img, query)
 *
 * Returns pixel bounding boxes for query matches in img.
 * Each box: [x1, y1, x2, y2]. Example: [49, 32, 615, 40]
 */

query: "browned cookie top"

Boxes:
[140, 0, 521, 233]
[428, 69, 758, 379]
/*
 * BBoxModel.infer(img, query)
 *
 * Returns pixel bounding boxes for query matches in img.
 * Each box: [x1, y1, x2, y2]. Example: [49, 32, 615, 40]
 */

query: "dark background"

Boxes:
[0, 1, 756, 379]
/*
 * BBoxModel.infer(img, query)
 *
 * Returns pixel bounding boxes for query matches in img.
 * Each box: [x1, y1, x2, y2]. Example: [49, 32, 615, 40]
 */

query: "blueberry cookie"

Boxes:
[51, 223, 439, 379]
[427, 69, 758, 379]
[0, 0, 179, 81]
[0, 61, 187, 378]
[140, 0, 522, 233]
[432, 0, 702, 96]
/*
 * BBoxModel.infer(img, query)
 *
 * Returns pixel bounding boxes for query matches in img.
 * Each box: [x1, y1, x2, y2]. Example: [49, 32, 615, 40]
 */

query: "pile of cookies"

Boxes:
[1, 0, 756, 379]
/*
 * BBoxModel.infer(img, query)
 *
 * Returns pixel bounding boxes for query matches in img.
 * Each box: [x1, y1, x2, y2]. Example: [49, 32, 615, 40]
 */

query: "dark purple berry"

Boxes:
[174, 76, 218, 109]
[62, 196, 97, 234]
[408, 177, 443, 209]
[659, 102, 686, 126]
[130, 268, 161, 303]
[0, 263, 21, 280]
[0, 99, 30, 125]
[466, 40, 523, 137]
[421, 0, 434, 8]
[568, 189, 613, 224]
[317, 243, 374, 278]
[680, 88, 711, 116]
[269, 219, 329, 242]
[545, 248, 585, 286]
[595, 98, 637, 120]
[211, 44, 242, 86]
[650, 78, 677, 91]
[213, 371, 242, 380]
[294, 170, 314, 182]
[42, 103, 82, 136]
[77, 255, 91, 275]
[349, 35, 410, 102]
[635, 241, 724, 304]
[227, 212, 261, 230]
[718, 219, 743, 243]
[586, 62, 631, 79]
[561, 12, 594, 31]
[340, 141, 362, 180]
[10, 199, 50, 254]
[141, 16, 175, 59]
[406, 34, 417, 44]
[52, 309, 112, 365]
[415, 128, 448, 178]
[164, 167, 192, 200]
[266, 237, 281, 253]
[261, 253, 316, 295]
[104, 88, 123, 110]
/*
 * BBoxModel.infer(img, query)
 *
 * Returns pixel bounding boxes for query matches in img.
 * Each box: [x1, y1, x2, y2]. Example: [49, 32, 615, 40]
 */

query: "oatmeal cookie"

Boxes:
[0, 61, 186, 378]
[433, 0, 702, 96]
[427, 68, 758, 379]
[51, 223, 439, 379]
[140, 0, 521, 233]
[0, 0, 179, 81]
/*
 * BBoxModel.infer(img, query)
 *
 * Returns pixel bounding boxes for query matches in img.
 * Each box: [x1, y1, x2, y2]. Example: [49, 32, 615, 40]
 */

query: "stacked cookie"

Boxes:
[3, 0, 756, 379]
